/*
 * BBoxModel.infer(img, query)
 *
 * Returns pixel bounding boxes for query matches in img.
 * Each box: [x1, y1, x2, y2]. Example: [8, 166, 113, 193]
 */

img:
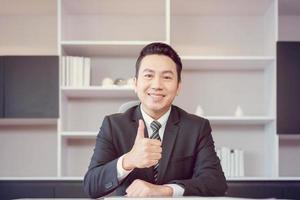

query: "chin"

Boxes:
[151, 104, 169, 112]
[144, 103, 162, 111]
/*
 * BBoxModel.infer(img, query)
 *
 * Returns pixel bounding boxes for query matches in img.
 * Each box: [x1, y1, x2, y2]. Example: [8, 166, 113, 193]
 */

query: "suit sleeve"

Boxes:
[83, 116, 121, 198]
[169, 119, 228, 196]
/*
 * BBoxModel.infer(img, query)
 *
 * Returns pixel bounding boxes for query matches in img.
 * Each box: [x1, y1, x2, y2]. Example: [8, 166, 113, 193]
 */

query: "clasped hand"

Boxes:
[125, 179, 172, 197]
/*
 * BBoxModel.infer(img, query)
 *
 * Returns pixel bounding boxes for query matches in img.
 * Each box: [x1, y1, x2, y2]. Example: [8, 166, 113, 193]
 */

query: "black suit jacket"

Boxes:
[83, 105, 227, 198]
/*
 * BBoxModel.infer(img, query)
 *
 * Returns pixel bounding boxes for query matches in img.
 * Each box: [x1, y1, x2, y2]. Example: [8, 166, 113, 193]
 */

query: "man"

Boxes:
[83, 42, 227, 198]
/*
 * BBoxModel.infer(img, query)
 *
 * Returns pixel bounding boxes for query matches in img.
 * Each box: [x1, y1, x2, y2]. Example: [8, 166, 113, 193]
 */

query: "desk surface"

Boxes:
[19, 197, 277, 200]
[105, 197, 276, 200]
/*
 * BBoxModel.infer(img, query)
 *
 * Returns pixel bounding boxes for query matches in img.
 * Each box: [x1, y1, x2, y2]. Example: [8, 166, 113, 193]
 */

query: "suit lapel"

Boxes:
[157, 106, 180, 183]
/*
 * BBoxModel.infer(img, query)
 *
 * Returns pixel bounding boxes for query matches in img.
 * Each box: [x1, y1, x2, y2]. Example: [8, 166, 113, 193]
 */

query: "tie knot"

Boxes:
[150, 120, 161, 133]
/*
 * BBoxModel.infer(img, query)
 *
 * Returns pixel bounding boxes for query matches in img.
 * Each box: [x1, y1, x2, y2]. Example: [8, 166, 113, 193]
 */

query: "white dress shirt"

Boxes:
[116, 105, 184, 196]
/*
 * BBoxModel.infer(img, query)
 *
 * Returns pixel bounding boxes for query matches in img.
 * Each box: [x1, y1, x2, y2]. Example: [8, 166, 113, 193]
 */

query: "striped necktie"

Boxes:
[150, 120, 161, 183]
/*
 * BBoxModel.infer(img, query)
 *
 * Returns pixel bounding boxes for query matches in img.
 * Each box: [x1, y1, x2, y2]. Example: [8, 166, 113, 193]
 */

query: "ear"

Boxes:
[133, 77, 138, 93]
[176, 81, 181, 96]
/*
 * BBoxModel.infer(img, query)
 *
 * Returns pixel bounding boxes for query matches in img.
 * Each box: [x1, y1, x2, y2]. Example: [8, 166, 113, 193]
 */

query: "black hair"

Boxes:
[135, 42, 182, 82]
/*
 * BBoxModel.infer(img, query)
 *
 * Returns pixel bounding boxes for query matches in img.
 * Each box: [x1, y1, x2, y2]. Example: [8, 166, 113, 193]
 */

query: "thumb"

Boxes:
[135, 119, 145, 141]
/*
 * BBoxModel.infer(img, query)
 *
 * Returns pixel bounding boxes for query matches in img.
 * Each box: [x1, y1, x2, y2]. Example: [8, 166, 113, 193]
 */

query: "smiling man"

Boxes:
[83, 42, 227, 198]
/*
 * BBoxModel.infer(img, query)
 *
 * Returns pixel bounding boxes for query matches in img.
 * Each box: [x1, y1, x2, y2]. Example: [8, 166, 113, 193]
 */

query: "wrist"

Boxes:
[123, 152, 135, 171]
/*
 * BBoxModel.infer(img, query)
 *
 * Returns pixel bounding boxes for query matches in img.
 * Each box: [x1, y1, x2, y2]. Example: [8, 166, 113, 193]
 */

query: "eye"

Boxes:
[144, 74, 153, 78]
[163, 76, 172, 80]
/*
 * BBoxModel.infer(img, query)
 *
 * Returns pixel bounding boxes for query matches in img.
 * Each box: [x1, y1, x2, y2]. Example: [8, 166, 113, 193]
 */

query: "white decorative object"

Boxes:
[195, 105, 204, 116]
[127, 77, 135, 87]
[114, 78, 126, 86]
[235, 105, 244, 117]
[102, 77, 114, 87]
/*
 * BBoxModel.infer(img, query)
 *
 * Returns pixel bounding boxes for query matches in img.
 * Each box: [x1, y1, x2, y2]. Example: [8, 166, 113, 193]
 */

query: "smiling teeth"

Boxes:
[149, 93, 164, 97]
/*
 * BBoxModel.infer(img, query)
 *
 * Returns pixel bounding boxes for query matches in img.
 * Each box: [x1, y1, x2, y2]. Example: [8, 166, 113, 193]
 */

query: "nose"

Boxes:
[151, 76, 163, 90]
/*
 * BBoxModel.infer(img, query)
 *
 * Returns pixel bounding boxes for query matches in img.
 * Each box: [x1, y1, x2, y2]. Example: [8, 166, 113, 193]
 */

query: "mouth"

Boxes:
[148, 93, 166, 97]
[147, 93, 166, 102]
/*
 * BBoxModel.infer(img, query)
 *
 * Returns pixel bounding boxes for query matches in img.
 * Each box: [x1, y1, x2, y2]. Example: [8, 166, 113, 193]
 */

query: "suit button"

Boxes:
[105, 182, 113, 189]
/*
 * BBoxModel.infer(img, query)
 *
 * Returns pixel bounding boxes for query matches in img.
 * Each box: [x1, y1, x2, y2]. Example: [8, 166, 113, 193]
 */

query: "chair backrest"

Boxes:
[118, 100, 140, 113]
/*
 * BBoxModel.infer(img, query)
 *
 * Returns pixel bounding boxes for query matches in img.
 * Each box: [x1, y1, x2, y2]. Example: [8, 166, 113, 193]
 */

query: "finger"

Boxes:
[135, 119, 145, 142]
[147, 139, 162, 146]
[127, 179, 154, 197]
[145, 159, 159, 168]
[142, 142, 162, 155]
[148, 146, 162, 153]
[126, 182, 134, 195]
[148, 152, 162, 160]
[144, 154, 161, 164]
[127, 189, 140, 197]
[126, 181, 139, 197]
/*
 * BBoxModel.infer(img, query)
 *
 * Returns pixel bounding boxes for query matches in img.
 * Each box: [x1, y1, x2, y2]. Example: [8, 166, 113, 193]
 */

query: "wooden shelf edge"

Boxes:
[60, 131, 97, 138]
[60, 40, 165, 46]
[204, 116, 275, 125]
[60, 86, 136, 98]
[0, 118, 58, 126]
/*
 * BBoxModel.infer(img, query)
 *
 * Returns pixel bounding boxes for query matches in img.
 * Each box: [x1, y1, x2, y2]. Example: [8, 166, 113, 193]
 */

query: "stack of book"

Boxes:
[61, 56, 91, 87]
[216, 147, 244, 177]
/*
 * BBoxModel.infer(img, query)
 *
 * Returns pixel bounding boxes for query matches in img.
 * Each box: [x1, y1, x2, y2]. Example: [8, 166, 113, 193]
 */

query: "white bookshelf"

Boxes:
[56, 0, 278, 178]
[1, 0, 300, 180]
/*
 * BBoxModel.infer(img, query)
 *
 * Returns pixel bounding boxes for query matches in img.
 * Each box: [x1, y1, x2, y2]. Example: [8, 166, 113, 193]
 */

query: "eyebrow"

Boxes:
[142, 68, 155, 73]
[142, 68, 175, 75]
[162, 70, 175, 75]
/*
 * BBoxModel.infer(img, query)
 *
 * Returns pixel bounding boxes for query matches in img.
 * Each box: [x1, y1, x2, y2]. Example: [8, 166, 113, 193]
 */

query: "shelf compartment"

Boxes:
[60, 137, 94, 177]
[174, 65, 275, 117]
[60, 56, 137, 88]
[0, 124, 57, 177]
[279, 135, 300, 177]
[60, 97, 138, 132]
[213, 123, 277, 177]
[61, 0, 166, 42]
[171, 0, 276, 56]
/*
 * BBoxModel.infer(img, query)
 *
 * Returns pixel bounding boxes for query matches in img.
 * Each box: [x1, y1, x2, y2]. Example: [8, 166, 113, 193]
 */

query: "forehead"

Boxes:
[139, 54, 177, 72]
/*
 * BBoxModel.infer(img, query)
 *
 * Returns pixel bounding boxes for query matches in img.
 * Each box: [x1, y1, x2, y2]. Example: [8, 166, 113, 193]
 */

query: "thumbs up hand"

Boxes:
[135, 119, 146, 142]
[123, 120, 162, 170]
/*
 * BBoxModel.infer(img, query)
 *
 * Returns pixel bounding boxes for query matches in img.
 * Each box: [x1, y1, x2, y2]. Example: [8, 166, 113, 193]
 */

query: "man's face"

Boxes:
[134, 54, 181, 119]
